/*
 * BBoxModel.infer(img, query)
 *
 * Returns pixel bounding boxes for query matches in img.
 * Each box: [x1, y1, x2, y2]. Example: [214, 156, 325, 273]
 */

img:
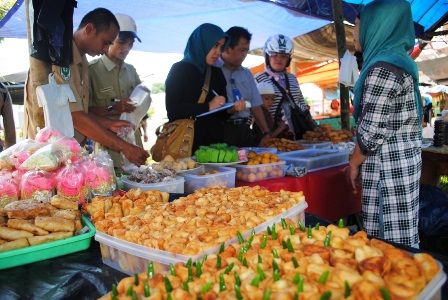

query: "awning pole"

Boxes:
[332, 0, 351, 131]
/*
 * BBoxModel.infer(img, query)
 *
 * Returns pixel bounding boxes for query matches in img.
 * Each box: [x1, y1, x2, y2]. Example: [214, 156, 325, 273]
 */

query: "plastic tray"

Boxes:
[122, 176, 184, 193]
[0, 215, 95, 270]
[243, 147, 278, 154]
[95, 200, 308, 276]
[278, 148, 349, 172]
[178, 165, 235, 194]
[296, 140, 332, 149]
[417, 260, 447, 300]
[233, 161, 286, 182]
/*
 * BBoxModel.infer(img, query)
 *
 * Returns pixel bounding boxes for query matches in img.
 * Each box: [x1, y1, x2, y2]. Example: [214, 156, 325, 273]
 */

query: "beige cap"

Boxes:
[115, 13, 141, 42]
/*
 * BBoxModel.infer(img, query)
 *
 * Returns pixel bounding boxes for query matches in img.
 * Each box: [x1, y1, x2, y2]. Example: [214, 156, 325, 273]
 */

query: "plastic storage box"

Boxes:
[178, 165, 236, 194]
[122, 176, 184, 193]
[243, 147, 278, 154]
[0, 215, 96, 270]
[95, 200, 307, 276]
[233, 161, 286, 182]
[278, 148, 349, 172]
[296, 140, 332, 149]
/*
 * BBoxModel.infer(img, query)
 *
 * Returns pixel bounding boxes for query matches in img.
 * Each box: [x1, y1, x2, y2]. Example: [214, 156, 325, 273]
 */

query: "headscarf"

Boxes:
[352, 0, 422, 122]
[182, 23, 230, 73]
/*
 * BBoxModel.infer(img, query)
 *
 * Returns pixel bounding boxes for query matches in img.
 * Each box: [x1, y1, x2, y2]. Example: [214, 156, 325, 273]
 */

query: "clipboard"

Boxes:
[196, 102, 234, 118]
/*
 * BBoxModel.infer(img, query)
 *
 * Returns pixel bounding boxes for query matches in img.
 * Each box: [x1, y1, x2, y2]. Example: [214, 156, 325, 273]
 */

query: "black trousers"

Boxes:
[222, 123, 259, 147]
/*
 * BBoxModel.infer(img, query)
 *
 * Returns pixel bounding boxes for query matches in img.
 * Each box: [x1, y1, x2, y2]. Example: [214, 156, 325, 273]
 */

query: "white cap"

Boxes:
[115, 13, 141, 42]
[257, 81, 275, 95]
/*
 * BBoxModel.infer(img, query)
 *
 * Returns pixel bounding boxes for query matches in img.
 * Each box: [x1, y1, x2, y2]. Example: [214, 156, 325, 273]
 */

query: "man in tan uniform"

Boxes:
[0, 82, 16, 150]
[24, 8, 148, 166]
[89, 13, 145, 167]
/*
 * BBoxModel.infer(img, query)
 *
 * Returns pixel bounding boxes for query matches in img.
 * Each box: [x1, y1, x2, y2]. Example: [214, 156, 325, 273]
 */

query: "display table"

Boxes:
[236, 164, 362, 222]
[421, 145, 448, 185]
[314, 116, 357, 130]
[0, 213, 447, 299]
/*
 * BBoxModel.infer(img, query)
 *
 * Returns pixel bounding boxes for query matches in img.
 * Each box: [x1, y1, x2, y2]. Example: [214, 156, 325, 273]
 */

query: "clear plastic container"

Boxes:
[122, 176, 184, 193]
[178, 165, 235, 194]
[278, 149, 349, 172]
[296, 140, 332, 149]
[95, 200, 308, 276]
[243, 147, 278, 154]
[233, 161, 286, 182]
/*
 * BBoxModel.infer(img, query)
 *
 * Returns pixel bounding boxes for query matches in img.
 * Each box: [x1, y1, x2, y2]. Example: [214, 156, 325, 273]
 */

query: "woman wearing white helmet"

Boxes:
[254, 34, 313, 140]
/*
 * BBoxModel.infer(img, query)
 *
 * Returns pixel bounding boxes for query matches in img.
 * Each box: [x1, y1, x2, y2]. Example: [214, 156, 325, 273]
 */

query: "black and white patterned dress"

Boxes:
[357, 62, 422, 246]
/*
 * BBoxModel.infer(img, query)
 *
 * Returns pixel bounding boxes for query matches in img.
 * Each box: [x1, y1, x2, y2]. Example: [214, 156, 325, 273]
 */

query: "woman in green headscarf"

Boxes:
[349, 0, 422, 247]
[165, 23, 230, 152]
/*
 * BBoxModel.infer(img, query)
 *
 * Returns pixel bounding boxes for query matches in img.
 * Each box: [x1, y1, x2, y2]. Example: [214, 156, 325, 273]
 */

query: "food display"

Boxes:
[279, 149, 349, 172]
[151, 155, 198, 172]
[99, 221, 442, 300]
[261, 138, 306, 152]
[82, 189, 169, 224]
[20, 169, 54, 201]
[234, 151, 285, 182]
[123, 166, 184, 193]
[0, 196, 83, 252]
[88, 186, 305, 255]
[179, 166, 236, 193]
[302, 124, 354, 144]
[194, 143, 240, 163]
[55, 159, 88, 204]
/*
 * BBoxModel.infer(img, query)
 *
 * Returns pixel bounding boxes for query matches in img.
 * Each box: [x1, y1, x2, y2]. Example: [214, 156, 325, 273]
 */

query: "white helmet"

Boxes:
[264, 34, 294, 56]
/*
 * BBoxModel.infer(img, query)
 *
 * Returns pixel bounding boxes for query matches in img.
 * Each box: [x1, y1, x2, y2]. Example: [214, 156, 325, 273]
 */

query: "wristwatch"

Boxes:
[107, 105, 114, 114]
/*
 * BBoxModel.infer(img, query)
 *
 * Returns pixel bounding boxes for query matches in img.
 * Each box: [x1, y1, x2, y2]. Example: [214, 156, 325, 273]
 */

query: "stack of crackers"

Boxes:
[0, 196, 82, 252]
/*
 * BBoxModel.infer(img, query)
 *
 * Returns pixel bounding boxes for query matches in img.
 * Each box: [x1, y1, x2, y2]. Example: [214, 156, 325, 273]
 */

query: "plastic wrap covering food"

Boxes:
[0, 174, 19, 207]
[0, 143, 20, 170]
[117, 126, 138, 172]
[11, 139, 48, 169]
[51, 136, 82, 163]
[127, 165, 177, 183]
[34, 126, 64, 143]
[18, 144, 61, 172]
[81, 152, 116, 200]
[20, 169, 54, 202]
[55, 159, 89, 204]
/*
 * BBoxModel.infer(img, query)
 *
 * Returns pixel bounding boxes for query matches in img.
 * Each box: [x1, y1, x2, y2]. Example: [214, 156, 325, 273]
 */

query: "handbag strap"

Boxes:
[269, 75, 296, 122]
[198, 66, 211, 104]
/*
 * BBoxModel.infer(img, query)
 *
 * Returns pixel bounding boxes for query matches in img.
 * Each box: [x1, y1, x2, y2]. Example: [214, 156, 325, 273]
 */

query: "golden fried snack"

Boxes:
[0, 215, 6, 226]
[0, 238, 7, 245]
[0, 226, 35, 240]
[50, 209, 79, 220]
[34, 216, 75, 232]
[7, 219, 49, 236]
[3, 199, 52, 219]
[0, 237, 29, 252]
[359, 256, 391, 277]
[27, 231, 73, 246]
[413, 253, 440, 283]
[50, 195, 78, 210]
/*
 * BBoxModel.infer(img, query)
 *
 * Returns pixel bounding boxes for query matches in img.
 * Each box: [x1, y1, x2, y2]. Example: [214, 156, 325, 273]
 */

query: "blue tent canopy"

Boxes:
[1, 0, 446, 54]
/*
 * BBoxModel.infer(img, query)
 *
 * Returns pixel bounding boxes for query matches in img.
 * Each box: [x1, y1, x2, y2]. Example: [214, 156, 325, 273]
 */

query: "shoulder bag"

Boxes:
[150, 67, 211, 162]
[270, 76, 317, 139]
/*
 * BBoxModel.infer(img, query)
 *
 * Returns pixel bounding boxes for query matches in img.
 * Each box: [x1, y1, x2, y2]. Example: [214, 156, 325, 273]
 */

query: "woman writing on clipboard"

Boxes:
[166, 23, 237, 152]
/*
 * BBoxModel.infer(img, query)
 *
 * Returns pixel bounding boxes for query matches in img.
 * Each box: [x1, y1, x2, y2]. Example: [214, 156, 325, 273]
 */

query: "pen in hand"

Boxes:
[211, 90, 219, 97]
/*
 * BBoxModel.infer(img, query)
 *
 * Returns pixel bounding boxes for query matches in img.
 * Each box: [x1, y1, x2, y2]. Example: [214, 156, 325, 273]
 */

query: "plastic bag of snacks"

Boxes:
[0, 173, 19, 207]
[19, 143, 61, 172]
[0, 142, 20, 170]
[34, 126, 64, 143]
[51, 136, 83, 163]
[55, 159, 89, 204]
[81, 151, 116, 200]
[11, 139, 47, 169]
[117, 126, 138, 172]
[20, 168, 54, 201]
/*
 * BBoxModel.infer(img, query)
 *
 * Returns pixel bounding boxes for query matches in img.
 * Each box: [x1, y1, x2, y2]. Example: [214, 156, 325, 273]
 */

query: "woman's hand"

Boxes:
[114, 99, 136, 114]
[209, 95, 226, 111]
[349, 164, 360, 194]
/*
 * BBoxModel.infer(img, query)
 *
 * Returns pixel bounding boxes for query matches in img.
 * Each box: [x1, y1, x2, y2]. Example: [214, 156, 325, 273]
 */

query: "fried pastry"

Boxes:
[50, 195, 78, 210]
[34, 216, 75, 232]
[7, 219, 49, 236]
[27, 231, 73, 246]
[3, 199, 52, 219]
[0, 237, 29, 252]
[0, 226, 34, 240]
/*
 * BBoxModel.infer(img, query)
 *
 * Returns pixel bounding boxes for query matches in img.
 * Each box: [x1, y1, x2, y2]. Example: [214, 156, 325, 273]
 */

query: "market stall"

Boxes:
[236, 164, 361, 222]
[0, 214, 447, 299]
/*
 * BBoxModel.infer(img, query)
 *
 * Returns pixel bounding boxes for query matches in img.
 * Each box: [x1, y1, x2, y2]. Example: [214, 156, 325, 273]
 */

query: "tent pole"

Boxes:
[24, 0, 49, 139]
[331, 0, 351, 131]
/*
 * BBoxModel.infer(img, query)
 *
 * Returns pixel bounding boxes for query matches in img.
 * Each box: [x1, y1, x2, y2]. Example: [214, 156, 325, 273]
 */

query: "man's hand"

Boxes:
[108, 120, 135, 133]
[122, 143, 149, 166]
[114, 98, 137, 114]
[349, 164, 360, 194]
